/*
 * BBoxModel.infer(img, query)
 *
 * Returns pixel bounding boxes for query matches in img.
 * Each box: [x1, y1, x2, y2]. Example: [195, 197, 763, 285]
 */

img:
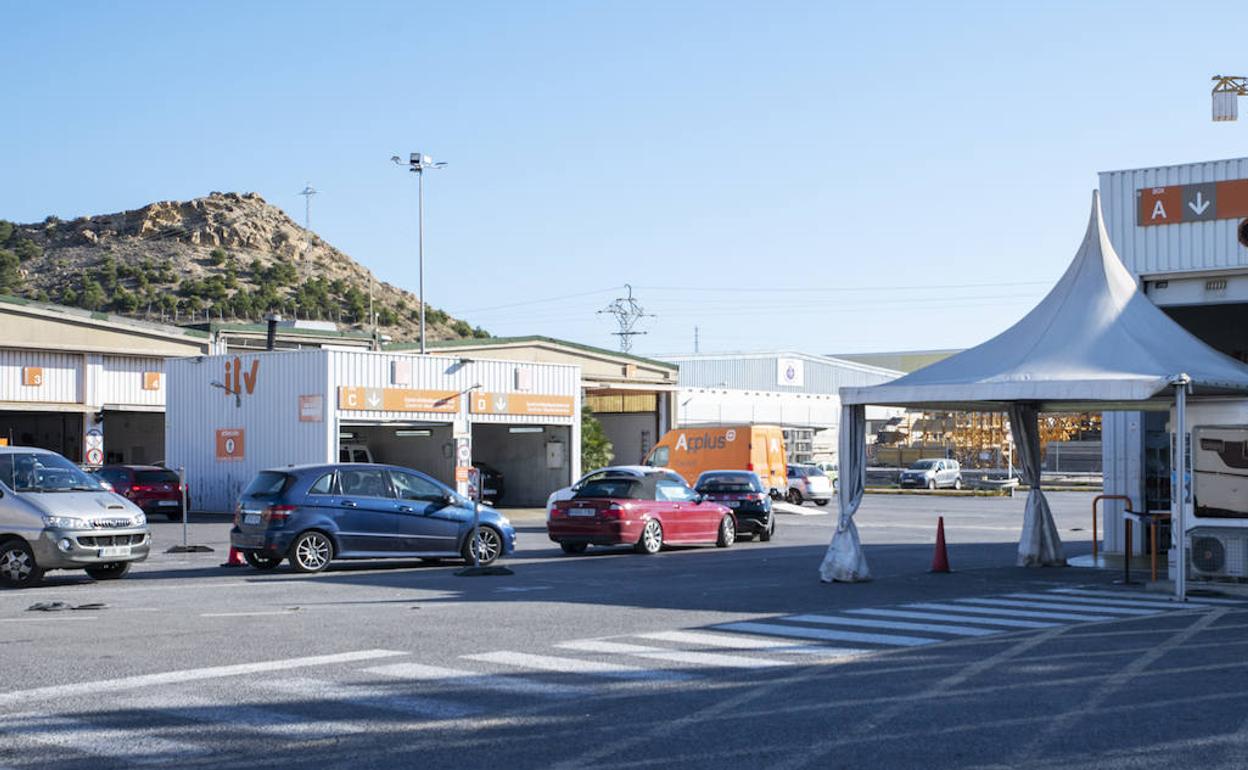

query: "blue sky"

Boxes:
[3, 1, 1246, 357]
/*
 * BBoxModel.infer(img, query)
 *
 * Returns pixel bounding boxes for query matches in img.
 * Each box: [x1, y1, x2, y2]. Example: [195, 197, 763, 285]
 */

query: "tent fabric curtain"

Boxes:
[819, 404, 870, 582]
[1009, 403, 1067, 567]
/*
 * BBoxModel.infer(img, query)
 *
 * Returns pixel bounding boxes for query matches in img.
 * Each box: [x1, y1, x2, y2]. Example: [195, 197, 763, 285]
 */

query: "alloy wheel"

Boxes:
[0, 548, 32, 583]
[641, 520, 663, 554]
[472, 528, 502, 565]
[295, 534, 331, 571]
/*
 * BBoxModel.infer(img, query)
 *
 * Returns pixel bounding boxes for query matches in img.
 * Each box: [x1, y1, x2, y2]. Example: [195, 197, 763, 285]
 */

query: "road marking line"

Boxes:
[787, 613, 1000, 638]
[845, 608, 1059, 629]
[0, 713, 208, 764]
[904, 602, 1107, 622]
[263, 677, 478, 719]
[199, 610, 300, 618]
[957, 598, 1158, 616]
[558, 640, 790, 669]
[1048, 588, 1244, 606]
[364, 662, 593, 699]
[0, 616, 99, 623]
[716, 621, 938, 647]
[125, 692, 370, 736]
[0, 649, 408, 707]
[637, 630, 865, 658]
[463, 651, 693, 681]
[1009, 593, 1196, 611]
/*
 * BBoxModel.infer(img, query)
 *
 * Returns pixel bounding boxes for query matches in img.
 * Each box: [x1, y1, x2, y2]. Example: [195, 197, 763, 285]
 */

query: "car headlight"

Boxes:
[44, 515, 92, 529]
[132, 512, 146, 527]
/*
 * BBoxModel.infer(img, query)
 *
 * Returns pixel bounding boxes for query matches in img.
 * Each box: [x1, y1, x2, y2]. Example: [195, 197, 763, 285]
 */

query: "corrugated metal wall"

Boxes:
[666, 353, 900, 394]
[165, 350, 334, 513]
[0, 349, 81, 404]
[95, 355, 166, 408]
[1099, 158, 1248, 275]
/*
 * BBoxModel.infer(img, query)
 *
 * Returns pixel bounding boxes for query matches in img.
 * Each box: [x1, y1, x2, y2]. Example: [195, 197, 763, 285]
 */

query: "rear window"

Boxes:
[804, 467, 825, 477]
[698, 474, 761, 493]
[135, 469, 179, 484]
[575, 479, 641, 499]
[910, 460, 939, 469]
[243, 471, 292, 498]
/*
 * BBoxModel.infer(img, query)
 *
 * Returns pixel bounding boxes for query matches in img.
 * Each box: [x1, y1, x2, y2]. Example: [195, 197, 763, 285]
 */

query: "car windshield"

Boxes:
[574, 478, 642, 499]
[697, 474, 761, 493]
[910, 460, 939, 470]
[804, 467, 826, 477]
[0, 452, 99, 493]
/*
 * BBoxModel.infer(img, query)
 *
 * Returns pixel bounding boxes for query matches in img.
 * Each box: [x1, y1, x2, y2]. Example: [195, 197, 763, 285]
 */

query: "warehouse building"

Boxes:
[1098, 156, 1248, 554]
[662, 352, 902, 465]
[165, 348, 581, 512]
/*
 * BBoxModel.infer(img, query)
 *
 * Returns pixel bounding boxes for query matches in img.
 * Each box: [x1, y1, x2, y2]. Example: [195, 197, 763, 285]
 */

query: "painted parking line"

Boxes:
[263, 677, 479, 719]
[0, 712, 208, 765]
[558, 640, 790, 669]
[786, 613, 1001, 638]
[125, 692, 369, 737]
[845, 607, 1060, 630]
[0, 616, 100, 623]
[364, 662, 593, 699]
[463, 651, 694, 681]
[716, 620, 937, 647]
[956, 598, 1159, 616]
[199, 610, 300, 618]
[1008, 593, 1198, 611]
[905, 602, 1115, 622]
[0, 649, 408, 707]
[636, 630, 856, 656]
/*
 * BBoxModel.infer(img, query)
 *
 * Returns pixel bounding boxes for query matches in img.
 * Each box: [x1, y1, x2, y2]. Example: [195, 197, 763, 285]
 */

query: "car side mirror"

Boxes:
[693, 493, 705, 504]
[442, 491, 456, 506]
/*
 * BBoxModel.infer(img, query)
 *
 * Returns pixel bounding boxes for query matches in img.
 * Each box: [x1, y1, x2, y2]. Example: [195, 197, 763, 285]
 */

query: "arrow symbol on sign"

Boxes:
[1189, 192, 1211, 215]
[367, 391, 381, 408]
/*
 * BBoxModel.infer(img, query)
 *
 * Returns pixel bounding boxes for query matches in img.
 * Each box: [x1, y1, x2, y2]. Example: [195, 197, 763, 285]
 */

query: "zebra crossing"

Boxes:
[0, 586, 1238, 766]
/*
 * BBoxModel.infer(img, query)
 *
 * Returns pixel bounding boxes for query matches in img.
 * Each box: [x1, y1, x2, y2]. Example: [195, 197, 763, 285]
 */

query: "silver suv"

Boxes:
[0, 448, 150, 588]
[899, 458, 963, 490]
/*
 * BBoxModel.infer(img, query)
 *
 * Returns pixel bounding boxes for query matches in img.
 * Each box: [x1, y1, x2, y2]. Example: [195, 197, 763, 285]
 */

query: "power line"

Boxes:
[449, 286, 623, 315]
[597, 284, 654, 353]
[631, 280, 1051, 294]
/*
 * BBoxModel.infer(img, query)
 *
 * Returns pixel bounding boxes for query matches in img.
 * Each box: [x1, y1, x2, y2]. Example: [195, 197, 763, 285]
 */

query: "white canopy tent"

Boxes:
[821, 192, 1248, 600]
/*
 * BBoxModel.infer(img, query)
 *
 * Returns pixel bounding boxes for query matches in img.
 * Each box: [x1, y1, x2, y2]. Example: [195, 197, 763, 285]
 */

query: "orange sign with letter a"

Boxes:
[215, 429, 245, 461]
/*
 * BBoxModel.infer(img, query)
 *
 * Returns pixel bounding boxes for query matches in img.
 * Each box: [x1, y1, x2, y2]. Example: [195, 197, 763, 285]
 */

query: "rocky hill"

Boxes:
[0, 192, 488, 341]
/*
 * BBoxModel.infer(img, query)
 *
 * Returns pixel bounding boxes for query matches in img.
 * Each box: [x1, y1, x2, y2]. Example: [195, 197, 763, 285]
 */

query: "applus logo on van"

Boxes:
[674, 431, 736, 452]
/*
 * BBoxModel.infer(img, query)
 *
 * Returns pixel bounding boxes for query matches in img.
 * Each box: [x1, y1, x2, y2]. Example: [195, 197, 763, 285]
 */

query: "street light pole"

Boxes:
[392, 152, 447, 354]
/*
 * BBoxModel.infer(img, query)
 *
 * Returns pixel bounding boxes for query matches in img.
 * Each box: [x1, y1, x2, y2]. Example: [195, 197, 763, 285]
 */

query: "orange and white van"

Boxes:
[643, 425, 787, 497]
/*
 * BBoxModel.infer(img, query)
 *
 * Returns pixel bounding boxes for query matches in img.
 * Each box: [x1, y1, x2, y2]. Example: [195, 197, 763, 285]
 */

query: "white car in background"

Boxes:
[545, 465, 688, 518]
[785, 464, 834, 506]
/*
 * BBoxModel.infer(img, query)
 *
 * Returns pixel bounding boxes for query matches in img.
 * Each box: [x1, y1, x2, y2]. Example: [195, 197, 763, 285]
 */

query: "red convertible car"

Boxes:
[547, 471, 737, 555]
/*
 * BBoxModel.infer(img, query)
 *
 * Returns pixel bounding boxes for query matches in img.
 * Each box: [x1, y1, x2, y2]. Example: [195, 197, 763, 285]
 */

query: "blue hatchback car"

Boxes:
[229, 463, 516, 572]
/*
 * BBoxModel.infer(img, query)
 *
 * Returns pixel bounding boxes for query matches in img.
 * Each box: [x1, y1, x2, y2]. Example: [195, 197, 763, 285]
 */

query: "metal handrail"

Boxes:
[1091, 494, 1134, 561]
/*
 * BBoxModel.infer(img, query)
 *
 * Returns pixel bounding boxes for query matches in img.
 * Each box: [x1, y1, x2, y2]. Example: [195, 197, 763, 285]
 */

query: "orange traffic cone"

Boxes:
[220, 547, 246, 568]
[930, 516, 951, 573]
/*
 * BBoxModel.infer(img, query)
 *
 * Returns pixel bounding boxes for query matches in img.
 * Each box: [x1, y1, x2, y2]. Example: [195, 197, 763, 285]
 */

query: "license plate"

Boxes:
[244, 514, 262, 525]
[158, 500, 179, 506]
[728, 501, 740, 508]
[99, 546, 131, 558]
[483, 488, 497, 495]
[568, 508, 596, 517]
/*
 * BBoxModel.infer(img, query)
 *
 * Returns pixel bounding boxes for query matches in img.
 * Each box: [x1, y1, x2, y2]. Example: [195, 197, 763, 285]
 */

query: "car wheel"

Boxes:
[716, 516, 736, 548]
[165, 509, 185, 522]
[927, 479, 937, 491]
[786, 488, 802, 505]
[289, 531, 334, 573]
[635, 519, 663, 554]
[815, 499, 829, 507]
[244, 552, 283, 571]
[0, 539, 44, 588]
[953, 478, 963, 490]
[560, 542, 588, 555]
[85, 562, 131, 581]
[759, 516, 775, 542]
[463, 526, 503, 566]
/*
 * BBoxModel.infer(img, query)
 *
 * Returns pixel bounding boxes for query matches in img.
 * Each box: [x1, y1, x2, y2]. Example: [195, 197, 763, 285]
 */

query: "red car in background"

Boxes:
[548, 471, 737, 555]
[94, 465, 188, 520]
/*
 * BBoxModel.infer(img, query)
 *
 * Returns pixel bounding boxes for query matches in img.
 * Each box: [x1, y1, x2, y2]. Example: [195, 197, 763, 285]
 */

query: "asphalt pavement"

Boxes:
[2, 491, 1246, 769]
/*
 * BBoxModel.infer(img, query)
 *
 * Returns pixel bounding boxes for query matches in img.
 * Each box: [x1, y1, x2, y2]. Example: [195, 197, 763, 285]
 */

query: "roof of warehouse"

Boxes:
[189, 321, 374, 339]
[0, 293, 211, 340]
[405, 335, 678, 370]
[661, 350, 903, 378]
[1099, 154, 1248, 175]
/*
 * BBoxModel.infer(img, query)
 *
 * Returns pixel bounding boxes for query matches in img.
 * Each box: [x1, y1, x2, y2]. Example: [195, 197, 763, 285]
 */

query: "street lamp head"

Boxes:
[390, 155, 402, 165]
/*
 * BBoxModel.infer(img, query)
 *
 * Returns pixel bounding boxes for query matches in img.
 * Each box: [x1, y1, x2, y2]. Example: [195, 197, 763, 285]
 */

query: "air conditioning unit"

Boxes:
[1189, 527, 1248, 580]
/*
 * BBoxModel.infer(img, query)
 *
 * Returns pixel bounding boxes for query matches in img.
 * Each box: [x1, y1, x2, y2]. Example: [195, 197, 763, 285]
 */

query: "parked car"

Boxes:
[472, 462, 505, 506]
[229, 463, 515, 572]
[643, 425, 788, 498]
[694, 470, 774, 541]
[786, 464, 833, 506]
[339, 443, 374, 463]
[0, 447, 150, 588]
[548, 472, 736, 555]
[94, 465, 188, 520]
[546, 465, 687, 518]
[899, 458, 963, 490]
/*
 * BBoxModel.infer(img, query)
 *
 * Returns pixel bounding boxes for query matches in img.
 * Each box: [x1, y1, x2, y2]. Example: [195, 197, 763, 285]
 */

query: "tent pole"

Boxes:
[1173, 376, 1189, 602]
